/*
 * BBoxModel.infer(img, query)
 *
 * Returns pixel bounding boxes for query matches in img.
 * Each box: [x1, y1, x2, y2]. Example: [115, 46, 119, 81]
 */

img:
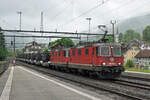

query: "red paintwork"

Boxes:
[50, 44, 124, 67]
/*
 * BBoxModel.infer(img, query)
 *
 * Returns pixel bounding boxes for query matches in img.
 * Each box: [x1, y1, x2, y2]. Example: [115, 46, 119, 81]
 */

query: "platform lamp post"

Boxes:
[86, 18, 92, 42]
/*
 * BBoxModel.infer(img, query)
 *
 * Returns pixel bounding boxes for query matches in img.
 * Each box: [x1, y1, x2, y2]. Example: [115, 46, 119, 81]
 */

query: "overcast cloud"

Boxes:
[0, 0, 150, 35]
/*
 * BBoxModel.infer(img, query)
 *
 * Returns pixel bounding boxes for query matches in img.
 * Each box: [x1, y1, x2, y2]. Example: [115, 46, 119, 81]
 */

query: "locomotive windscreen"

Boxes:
[100, 46, 110, 56]
[113, 45, 121, 56]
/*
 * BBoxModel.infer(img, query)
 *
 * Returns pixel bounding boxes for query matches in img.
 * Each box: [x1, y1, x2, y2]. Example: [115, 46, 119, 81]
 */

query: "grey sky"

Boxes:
[0, 0, 150, 33]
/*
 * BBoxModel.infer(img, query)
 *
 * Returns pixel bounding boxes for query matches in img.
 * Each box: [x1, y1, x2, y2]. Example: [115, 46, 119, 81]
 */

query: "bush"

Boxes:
[0, 46, 8, 61]
[125, 60, 134, 68]
[142, 66, 149, 70]
[49, 38, 75, 47]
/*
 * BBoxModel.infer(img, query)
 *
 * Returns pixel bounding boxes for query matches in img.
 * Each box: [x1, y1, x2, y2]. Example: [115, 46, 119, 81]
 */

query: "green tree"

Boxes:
[123, 29, 141, 43]
[7, 50, 15, 57]
[0, 32, 5, 48]
[125, 60, 134, 68]
[104, 36, 113, 43]
[49, 38, 75, 47]
[143, 25, 150, 43]
[16, 49, 23, 56]
[0, 47, 7, 60]
[118, 33, 123, 43]
[0, 32, 7, 60]
[43, 48, 49, 52]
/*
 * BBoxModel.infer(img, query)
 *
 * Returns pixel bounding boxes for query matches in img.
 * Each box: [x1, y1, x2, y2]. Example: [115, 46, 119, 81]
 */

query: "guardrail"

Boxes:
[0, 61, 9, 75]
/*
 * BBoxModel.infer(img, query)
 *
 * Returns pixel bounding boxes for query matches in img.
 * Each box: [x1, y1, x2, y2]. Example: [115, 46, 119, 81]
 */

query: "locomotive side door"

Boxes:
[92, 47, 99, 66]
[92, 47, 96, 66]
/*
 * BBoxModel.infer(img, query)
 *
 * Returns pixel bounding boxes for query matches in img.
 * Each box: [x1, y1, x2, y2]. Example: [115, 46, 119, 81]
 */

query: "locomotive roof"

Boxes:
[50, 42, 121, 51]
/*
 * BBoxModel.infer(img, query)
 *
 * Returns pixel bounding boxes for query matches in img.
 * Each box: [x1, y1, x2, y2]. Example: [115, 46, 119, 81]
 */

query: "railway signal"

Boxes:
[11, 41, 13, 46]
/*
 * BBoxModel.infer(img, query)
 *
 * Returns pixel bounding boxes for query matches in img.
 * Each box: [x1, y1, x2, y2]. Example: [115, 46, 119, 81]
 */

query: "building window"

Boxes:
[135, 48, 139, 51]
[78, 49, 81, 56]
[132, 52, 134, 55]
[85, 48, 89, 55]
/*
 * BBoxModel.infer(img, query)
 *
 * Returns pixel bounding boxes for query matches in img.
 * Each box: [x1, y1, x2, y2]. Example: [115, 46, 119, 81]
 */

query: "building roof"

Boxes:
[135, 50, 150, 58]
[121, 40, 139, 49]
[26, 41, 41, 46]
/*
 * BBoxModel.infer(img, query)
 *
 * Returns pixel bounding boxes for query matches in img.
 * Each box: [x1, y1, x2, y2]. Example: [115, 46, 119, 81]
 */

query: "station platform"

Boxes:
[125, 71, 150, 75]
[122, 71, 150, 80]
[0, 66, 112, 100]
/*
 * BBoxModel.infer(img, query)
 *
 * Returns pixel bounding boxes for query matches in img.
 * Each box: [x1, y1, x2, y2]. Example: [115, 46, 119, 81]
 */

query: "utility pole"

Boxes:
[13, 35, 16, 57]
[110, 20, 116, 42]
[33, 28, 36, 42]
[40, 12, 44, 36]
[17, 11, 22, 30]
[17, 11, 23, 47]
[116, 27, 119, 43]
[86, 18, 92, 42]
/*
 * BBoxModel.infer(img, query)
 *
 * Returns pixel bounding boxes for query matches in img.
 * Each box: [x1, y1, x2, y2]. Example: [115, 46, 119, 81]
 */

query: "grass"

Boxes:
[0, 61, 7, 64]
[125, 67, 150, 73]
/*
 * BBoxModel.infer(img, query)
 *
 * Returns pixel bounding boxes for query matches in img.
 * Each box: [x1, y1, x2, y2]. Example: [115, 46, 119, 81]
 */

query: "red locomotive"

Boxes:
[50, 42, 124, 79]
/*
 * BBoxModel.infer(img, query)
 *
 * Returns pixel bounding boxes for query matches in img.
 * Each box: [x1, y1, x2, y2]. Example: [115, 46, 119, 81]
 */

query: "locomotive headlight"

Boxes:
[102, 62, 106, 66]
[118, 62, 121, 65]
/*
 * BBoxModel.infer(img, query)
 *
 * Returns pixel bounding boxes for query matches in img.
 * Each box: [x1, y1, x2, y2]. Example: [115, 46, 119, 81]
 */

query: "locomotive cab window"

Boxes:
[100, 46, 110, 56]
[113, 45, 121, 56]
[85, 48, 89, 55]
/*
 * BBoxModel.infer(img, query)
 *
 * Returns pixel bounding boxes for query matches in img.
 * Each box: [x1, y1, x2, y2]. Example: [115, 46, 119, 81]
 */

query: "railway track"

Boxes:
[17, 61, 150, 100]
[121, 75, 150, 82]
[113, 79, 150, 91]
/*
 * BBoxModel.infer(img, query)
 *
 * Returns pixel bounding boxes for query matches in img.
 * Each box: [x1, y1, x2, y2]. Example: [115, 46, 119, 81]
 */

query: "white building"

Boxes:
[23, 41, 42, 54]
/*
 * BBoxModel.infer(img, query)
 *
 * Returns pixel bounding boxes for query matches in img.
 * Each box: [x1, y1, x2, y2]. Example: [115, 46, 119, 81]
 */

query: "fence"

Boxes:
[0, 61, 9, 75]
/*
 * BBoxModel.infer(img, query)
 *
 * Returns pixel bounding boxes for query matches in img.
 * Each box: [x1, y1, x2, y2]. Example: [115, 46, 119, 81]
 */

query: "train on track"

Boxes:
[17, 41, 124, 79]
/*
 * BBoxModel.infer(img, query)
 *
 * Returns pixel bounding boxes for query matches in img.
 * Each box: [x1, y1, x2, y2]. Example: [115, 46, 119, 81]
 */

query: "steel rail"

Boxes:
[121, 75, 150, 82]
[113, 79, 150, 91]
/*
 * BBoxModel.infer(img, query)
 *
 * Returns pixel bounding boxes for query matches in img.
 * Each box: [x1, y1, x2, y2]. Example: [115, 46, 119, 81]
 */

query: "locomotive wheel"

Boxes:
[89, 71, 97, 78]
[97, 71, 121, 79]
[81, 70, 90, 77]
